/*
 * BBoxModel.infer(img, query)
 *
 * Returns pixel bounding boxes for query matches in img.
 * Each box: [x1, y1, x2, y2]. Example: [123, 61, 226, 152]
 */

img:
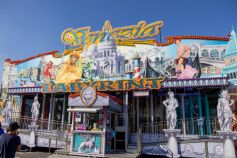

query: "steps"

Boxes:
[127, 144, 137, 154]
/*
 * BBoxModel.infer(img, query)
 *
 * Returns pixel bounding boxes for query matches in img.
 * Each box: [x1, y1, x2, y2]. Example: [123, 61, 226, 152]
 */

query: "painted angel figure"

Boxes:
[2, 95, 13, 124]
[217, 90, 234, 131]
[163, 91, 179, 130]
[31, 96, 40, 125]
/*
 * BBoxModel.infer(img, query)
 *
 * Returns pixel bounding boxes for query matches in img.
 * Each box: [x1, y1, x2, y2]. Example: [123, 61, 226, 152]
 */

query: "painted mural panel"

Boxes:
[73, 133, 101, 154]
[6, 38, 228, 88]
[4, 21, 230, 88]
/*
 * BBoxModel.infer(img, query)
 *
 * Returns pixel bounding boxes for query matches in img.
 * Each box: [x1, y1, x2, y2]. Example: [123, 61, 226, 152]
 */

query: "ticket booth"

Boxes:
[67, 86, 122, 157]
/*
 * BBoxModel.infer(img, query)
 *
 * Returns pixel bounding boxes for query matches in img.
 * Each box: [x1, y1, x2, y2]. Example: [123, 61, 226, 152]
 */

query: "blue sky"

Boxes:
[0, 0, 237, 79]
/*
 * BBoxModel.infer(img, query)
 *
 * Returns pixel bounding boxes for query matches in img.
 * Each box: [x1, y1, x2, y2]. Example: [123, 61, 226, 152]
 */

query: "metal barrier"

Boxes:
[9, 116, 71, 149]
[10, 116, 71, 131]
[139, 117, 220, 144]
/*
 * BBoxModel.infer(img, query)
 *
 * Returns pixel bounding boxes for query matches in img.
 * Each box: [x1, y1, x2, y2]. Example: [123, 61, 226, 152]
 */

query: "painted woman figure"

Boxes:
[174, 38, 197, 79]
[217, 90, 234, 131]
[175, 57, 197, 79]
[55, 50, 83, 85]
[43, 61, 54, 83]
[31, 96, 40, 125]
[2, 95, 13, 124]
[163, 91, 179, 130]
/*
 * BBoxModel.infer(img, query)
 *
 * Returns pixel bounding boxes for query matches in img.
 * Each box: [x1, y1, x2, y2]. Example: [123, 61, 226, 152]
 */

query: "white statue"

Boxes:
[217, 90, 234, 131]
[31, 96, 40, 125]
[163, 91, 179, 130]
[2, 95, 13, 124]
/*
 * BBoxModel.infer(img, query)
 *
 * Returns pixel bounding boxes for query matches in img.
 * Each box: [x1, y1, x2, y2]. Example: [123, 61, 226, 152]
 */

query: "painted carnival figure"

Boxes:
[217, 90, 234, 131]
[2, 95, 13, 124]
[174, 38, 197, 79]
[163, 91, 179, 130]
[31, 96, 40, 125]
[55, 50, 83, 85]
[43, 61, 54, 84]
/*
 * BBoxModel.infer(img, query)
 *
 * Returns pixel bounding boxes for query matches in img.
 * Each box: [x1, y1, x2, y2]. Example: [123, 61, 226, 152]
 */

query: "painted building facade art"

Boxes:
[2, 20, 237, 157]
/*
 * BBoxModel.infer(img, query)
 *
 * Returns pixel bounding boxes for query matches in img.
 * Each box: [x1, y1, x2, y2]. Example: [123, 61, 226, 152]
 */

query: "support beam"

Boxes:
[40, 94, 46, 129]
[150, 91, 154, 133]
[181, 95, 186, 135]
[146, 96, 149, 125]
[68, 110, 71, 124]
[189, 95, 194, 134]
[48, 93, 53, 130]
[51, 95, 56, 130]
[125, 91, 128, 151]
[61, 94, 66, 129]
[198, 93, 204, 136]
[19, 94, 24, 118]
[136, 97, 140, 131]
[204, 94, 211, 135]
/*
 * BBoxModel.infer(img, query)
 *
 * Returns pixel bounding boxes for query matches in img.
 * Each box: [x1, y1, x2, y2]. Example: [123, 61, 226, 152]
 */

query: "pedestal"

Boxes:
[28, 125, 39, 148]
[218, 131, 237, 158]
[1, 123, 9, 133]
[163, 129, 181, 158]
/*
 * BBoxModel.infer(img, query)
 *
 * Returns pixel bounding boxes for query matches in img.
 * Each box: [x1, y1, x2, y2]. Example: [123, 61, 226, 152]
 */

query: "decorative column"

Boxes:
[217, 90, 237, 158]
[28, 125, 38, 148]
[163, 129, 181, 158]
[163, 91, 180, 158]
[218, 131, 237, 158]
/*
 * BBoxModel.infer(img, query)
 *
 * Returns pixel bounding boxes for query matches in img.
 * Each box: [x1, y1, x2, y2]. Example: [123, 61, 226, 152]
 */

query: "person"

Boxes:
[175, 57, 197, 79]
[0, 122, 21, 158]
[174, 38, 197, 79]
[0, 123, 4, 136]
[174, 38, 192, 66]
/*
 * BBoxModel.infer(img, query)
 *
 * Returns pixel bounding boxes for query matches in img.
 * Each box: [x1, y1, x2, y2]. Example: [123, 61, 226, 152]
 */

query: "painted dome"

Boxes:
[97, 31, 116, 51]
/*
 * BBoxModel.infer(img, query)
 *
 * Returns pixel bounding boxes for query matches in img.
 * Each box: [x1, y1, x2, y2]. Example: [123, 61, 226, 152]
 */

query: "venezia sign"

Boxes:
[42, 78, 164, 93]
[61, 20, 164, 46]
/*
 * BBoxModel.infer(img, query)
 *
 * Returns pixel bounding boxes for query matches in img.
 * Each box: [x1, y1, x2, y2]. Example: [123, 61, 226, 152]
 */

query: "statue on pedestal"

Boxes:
[31, 96, 40, 125]
[2, 95, 13, 124]
[217, 90, 234, 131]
[163, 91, 179, 130]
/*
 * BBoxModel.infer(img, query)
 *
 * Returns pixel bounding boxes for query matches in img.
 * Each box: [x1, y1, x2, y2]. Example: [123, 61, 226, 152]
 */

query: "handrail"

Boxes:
[160, 143, 173, 157]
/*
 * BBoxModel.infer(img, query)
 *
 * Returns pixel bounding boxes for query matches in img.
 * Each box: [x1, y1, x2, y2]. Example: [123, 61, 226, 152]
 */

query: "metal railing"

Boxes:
[141, 117, 220, 135]
[10, 116, 71, 131]
[139, 117, 220, 145]
[10, 116, 71, 149]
